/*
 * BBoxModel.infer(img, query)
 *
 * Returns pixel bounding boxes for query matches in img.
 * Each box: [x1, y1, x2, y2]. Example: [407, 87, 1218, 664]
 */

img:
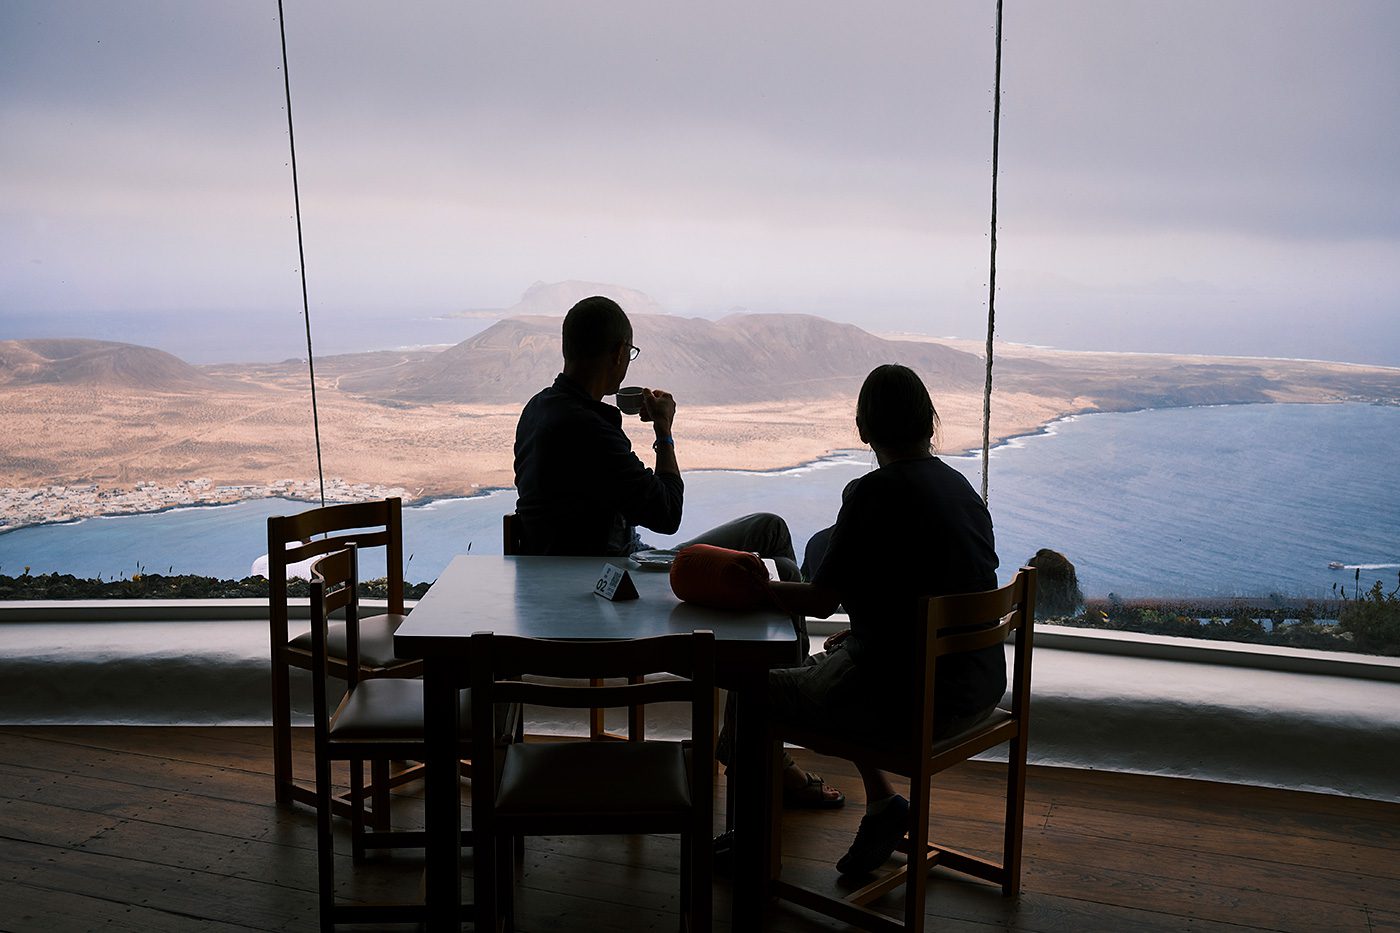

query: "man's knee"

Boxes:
[688, 511, 796, 563]
[740, 512, 795, 561]
[748, 511, 791, 538]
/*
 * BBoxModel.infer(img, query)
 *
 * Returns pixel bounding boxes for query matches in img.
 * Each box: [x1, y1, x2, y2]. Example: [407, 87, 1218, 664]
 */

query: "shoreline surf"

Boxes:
[1, 397, 1391, 535]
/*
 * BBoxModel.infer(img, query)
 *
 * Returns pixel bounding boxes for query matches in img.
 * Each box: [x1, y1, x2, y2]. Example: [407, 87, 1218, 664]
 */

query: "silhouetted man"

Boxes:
[512, 295, 799, 573]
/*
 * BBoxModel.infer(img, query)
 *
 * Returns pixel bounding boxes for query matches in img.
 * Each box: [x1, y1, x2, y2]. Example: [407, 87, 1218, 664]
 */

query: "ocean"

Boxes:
[2, 403, 1397, 599]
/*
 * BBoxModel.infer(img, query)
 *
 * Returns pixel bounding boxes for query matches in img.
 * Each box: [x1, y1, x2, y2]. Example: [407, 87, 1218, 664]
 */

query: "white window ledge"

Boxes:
[2, 601, 1395, 682]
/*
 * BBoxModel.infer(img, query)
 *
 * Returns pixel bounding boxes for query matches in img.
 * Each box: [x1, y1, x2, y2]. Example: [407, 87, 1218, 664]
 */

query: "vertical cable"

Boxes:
[980, 0, 1005, 505]
[277, 0, 326, 508]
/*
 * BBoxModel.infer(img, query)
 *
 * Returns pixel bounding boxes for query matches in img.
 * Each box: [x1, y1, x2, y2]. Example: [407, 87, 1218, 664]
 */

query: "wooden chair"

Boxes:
[771, 568, 1037, 933]
[469, 631, 715, 933]
[502, 512, 645, 742]
[309, 545, 499, 929]
[268, 497, 425, 818]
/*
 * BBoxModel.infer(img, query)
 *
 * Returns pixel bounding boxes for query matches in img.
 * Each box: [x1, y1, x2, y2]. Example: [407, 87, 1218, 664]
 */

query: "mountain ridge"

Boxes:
[0, 338, 216, 391]
[338, 312, 988, 404]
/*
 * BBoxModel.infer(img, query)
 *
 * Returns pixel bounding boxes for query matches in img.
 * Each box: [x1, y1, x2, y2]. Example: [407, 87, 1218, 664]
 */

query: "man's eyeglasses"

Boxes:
[628, 344, 641, 361]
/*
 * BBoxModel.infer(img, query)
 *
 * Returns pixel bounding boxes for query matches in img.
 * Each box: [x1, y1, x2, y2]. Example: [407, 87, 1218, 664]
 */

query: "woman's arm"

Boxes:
[769, 580, 842, 619]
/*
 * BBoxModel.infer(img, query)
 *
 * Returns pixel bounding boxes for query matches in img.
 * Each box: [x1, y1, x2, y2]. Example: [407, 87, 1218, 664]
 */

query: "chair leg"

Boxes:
[691, 827, 713, 933]
[497, 831, 516, 932]
[586, 677, 648, 741]
[712, 687, 724, 775]
[628, 675, 646, 741]
[904, 778, 931, 933]
[314, 742, 335, 929]
[724, 766, 735, 831]
[272, 650, 295, 805]
[768, 748, 785, 883]
[1003, 730, 1030, 897]
[371, 758, 391, 832]
[588, 678, 606, 739]
[476, 815, 498, 933]
[350, 758, 366, 862]
[679, 830, 691, 924]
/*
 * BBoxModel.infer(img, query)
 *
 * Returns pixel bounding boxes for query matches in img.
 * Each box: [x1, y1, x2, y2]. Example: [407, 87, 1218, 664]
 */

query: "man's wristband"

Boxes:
[652, 436, 675, 452]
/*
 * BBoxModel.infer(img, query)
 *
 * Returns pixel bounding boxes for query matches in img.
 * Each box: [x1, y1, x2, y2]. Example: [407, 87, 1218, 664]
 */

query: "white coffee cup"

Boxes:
[615, 386, 645, 416]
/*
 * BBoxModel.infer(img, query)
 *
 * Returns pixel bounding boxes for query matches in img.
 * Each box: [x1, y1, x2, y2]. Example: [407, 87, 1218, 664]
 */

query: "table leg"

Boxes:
[730, 670, 780, 932]
[422, 657, 461, 931]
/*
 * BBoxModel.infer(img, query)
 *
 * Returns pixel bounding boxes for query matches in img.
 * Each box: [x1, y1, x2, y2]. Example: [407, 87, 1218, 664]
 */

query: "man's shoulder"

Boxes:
[523, 381, 589, 417]
[524, 380, 573, 407]
[519, 384, 624, 443]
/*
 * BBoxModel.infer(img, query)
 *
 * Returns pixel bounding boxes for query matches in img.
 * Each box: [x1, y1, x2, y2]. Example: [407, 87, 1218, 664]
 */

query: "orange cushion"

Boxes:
[669, 544, 772, 611]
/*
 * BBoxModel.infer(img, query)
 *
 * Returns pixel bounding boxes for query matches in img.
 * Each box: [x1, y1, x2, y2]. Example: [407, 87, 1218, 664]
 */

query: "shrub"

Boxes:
[0, 572, 433, 601]
[1337, 575, 1400, 657]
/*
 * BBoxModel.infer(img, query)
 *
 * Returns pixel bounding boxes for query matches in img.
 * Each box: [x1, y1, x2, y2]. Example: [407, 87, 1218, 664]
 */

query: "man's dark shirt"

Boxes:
[813, 457, 1004, 723]
[513, 374, 684, 556]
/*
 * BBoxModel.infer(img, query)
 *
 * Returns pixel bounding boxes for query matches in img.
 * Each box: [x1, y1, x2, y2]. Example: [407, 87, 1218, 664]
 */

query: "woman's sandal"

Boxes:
[783, 770, 846, 809]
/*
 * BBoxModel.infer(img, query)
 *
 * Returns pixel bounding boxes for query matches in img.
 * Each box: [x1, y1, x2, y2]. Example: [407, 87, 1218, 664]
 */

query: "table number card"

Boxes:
[594, 562, 640, 601]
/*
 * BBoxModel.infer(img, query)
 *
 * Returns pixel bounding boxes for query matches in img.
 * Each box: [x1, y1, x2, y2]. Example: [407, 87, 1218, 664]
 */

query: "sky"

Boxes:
[2, 1, 1398, 365]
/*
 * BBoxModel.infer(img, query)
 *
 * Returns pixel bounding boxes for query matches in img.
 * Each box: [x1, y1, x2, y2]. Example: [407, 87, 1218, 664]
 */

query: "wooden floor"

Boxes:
[0, 727, 1396, 933]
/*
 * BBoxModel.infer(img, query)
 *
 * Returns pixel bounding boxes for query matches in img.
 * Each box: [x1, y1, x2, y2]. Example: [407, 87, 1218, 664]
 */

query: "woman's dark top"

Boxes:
[813, 456, 1005, 721]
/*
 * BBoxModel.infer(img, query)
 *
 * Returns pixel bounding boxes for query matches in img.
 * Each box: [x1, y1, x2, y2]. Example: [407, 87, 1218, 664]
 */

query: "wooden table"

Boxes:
[392, 554, 798, 932]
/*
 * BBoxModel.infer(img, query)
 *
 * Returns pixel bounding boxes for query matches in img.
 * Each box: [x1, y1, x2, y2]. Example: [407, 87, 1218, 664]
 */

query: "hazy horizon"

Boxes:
[4, 2, 1399, 366]
[5, 290, 1400, 370]
[8, 288, 1400, 369]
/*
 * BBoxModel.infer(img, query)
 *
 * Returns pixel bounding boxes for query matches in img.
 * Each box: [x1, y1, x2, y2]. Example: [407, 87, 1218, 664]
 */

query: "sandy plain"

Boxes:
[4, 334, 1398, 530]
[0, 382, 1067, 497]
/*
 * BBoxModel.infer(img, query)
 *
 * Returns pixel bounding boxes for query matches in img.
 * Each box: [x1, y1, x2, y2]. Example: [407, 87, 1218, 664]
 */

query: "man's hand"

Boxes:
[823, 629, 851, 651]
[640, 388, 676, 434]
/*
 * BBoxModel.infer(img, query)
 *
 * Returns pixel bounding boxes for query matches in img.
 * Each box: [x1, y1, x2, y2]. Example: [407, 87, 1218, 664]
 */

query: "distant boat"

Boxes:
[1328, 561, 1345, 570]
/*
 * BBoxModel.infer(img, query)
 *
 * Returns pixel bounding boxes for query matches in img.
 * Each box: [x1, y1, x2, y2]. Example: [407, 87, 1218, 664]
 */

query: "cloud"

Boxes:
[1, 0, 1397, 362]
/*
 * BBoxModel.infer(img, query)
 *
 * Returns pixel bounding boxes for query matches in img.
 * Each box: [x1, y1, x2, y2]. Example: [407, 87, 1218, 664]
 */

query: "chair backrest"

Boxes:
[469, 631, 715, 714]
[267, 498, 404, 643]
[308, 546, 361, 737]
[912, 567, 1037, 757]
[502, 512, 522, 556]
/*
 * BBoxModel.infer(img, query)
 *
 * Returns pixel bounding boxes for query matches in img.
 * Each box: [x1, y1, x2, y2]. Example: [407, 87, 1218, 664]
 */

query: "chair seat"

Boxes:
[330, 678, 472, 740]
[786, 707, 1014, 763]
[497, 741, 691, 814]
[932, 708, 1013, 755]
[290, 612, 409, 668]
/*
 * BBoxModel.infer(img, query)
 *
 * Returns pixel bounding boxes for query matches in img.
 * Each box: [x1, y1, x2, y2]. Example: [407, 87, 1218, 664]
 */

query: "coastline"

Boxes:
[0, 402, 1204, 535]
[677, 448, 869, 477]
[0, 400, 1229, 537]
[0, 497, 286, 537]
[953, 406, 1097, 458]
[0, 397, 1383, 535]
[0, 401, 1246, 534]
[0, 484, 517, 537]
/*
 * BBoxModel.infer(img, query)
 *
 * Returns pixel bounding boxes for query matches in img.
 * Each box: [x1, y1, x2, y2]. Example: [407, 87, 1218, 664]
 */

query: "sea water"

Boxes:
[2, 403, 1396, 599]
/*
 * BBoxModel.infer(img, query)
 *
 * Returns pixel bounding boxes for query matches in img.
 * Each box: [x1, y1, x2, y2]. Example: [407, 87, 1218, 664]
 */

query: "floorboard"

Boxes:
[0, 726, 1395, 933]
